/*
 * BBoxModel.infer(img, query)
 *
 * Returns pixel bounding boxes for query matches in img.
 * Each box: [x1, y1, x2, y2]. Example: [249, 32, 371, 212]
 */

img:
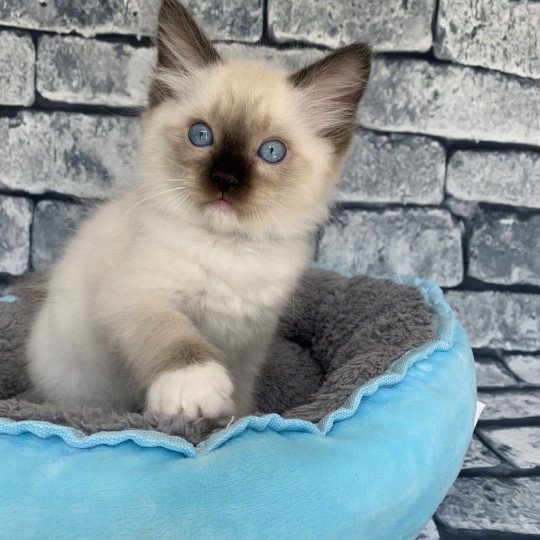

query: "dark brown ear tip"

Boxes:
[158, 0, 197, 27]
[159, 0, 183, 14]
[354, 41, 372, 54]
[158, 0, 176, 17]
[321, 42, 372, 73]
[345, 42, 372, 65]
[344, 42, 372, 82]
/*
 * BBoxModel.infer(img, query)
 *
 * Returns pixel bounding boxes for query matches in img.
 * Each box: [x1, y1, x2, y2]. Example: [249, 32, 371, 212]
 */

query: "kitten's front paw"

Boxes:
[146, 360, 235, 420]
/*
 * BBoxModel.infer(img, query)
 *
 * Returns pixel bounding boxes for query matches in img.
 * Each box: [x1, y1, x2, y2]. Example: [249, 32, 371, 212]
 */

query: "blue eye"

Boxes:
[188, 122, 213, 147]
[258, 139, 287, 163]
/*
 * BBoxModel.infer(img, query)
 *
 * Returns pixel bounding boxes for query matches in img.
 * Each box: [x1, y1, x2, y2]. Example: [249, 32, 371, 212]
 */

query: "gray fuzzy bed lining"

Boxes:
[0, 268, 435, 444]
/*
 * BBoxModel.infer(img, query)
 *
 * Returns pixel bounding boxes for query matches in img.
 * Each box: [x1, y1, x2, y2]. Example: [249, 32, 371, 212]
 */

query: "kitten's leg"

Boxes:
[111, 301, 235, 421]
[27, 297, 136, 412]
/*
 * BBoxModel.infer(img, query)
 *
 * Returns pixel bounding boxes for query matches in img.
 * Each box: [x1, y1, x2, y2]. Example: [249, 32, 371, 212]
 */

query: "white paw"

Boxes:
[146, 360, 235, 420]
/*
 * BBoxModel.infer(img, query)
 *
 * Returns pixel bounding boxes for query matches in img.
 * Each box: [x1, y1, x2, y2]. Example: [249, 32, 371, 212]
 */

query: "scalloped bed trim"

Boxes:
[0, 267, 456, 458]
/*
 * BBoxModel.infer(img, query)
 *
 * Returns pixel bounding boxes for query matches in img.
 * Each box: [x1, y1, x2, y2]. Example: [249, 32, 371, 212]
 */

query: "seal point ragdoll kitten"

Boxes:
[26, 0, 371, 420]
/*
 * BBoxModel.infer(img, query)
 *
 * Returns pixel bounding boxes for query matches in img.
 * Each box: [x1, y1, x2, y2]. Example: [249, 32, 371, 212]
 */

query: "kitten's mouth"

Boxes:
[209, 195, 236, 214]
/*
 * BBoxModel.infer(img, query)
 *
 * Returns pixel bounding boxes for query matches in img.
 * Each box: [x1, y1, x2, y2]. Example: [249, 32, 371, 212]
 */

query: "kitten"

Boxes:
[26, 0, 371, 420]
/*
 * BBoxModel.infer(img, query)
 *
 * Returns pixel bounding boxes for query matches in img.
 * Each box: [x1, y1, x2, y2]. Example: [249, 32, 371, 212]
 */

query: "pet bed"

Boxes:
[0, 267, 476, 540]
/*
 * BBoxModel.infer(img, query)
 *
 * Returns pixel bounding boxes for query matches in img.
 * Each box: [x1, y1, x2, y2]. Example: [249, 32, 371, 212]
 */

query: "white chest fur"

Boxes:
[131, 218, 310, 353]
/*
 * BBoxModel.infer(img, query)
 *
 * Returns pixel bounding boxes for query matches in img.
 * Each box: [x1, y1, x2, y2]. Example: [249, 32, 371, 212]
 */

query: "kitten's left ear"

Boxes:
[149, 0, 222, 107]
[290, 43, 371, 151]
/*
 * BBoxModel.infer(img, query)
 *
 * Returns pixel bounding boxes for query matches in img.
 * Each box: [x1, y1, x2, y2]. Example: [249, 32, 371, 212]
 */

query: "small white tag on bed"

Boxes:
[474, 401, 486, 427]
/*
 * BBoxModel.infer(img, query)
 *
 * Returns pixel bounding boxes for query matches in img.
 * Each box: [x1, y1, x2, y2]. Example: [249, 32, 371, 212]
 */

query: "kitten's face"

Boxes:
[140, 60, 338, 238]
[138, 0, 371, 241]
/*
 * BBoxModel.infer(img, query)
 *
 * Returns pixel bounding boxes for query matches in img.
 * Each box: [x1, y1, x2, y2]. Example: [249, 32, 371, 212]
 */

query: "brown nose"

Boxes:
[211, 171, 239, 194]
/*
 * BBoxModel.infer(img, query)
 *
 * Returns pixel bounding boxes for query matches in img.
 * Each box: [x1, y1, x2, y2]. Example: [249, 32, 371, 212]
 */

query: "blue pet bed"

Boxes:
[0, 268, 476, 539]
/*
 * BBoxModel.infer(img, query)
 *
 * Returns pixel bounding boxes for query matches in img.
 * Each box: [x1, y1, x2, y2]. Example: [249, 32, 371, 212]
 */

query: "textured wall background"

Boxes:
[0, 0, 538, 536]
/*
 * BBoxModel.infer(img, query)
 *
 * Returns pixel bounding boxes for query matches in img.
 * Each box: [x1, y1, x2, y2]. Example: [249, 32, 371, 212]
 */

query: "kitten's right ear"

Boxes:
[289, 43, 371, 151]
[148, 0, 221, 107]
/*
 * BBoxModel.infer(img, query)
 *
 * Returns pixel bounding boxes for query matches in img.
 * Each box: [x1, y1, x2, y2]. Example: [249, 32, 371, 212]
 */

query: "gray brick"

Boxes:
[217, 43, 323, 71]
[0, 31, 35, 106]
[362, 59, 540, 147]
[268, 0, 435, 52]
[505, 354, 540, 385]
[0, 0, 262, 42]
[480, 427, 540, 469]
[446, 291, 540, 351]
[477, 391, 540, 421]
[335, 131, 445, 205]
[185, 0, 263, 42]
[318, 209, 463, 287]
[468, 211, 540, 287]
[0, 196, 32, 275]
[37, 35, 154, 107]
[475, 357, 517, 388]
[444, 197, 479, 221]
[0, 112, 138, 199]
[447, 150, 540, 209]
[436, 477, 540, 535]
[31, 201, 89, 272]
[462, 435, 501, 469]
[0, 0, 155, 38]
[435, 0, 540, 80]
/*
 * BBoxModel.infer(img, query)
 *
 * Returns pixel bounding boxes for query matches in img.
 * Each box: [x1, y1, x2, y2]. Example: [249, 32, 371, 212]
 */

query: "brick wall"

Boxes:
[0, 1, 538, 536]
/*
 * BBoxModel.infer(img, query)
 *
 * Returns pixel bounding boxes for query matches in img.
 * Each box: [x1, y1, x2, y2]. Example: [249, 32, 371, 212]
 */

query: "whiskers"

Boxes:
[123, 181, 191, 216]
[123, 179, 199, 249]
